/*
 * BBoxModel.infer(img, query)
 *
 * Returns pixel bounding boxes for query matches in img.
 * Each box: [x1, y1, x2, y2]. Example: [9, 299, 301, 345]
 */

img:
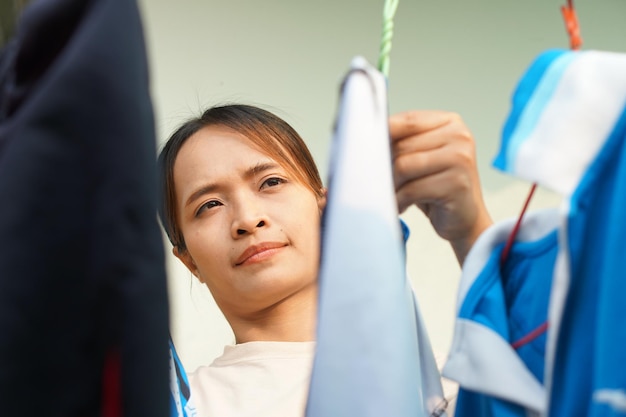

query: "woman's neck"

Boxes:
[226, 283, 318, 344]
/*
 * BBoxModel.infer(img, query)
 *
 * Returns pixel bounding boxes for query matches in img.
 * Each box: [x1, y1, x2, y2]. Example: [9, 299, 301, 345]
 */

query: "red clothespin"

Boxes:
[500, 0, 583, 267]
[561, 0, 583, 50]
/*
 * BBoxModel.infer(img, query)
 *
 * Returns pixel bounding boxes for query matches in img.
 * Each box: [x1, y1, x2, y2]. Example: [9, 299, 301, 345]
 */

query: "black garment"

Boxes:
[0, 0, 169, 416]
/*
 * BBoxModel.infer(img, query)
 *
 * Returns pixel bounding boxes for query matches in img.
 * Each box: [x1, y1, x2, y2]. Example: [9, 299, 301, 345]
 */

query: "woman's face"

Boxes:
[172, 125, 324, 317]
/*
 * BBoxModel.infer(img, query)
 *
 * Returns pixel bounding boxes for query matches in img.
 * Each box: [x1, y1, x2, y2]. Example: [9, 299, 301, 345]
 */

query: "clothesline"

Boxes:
[377, 0, 400, 78]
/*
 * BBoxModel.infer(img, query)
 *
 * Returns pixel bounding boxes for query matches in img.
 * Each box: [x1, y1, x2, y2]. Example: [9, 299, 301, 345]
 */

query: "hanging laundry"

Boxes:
[169, 338, 197, 417]
[306, 56, 446, 417]
[443, 208, 558, 417]
[444, 48, 626, 417]
[0, 0, 170, 416]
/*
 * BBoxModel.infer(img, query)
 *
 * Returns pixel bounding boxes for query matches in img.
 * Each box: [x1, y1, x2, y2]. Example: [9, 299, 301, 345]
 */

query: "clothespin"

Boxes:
[561, 0, 583, 50]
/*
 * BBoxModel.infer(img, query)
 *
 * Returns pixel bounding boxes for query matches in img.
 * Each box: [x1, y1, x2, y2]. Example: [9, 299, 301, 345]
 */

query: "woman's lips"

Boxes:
[235, 242, 287, 266]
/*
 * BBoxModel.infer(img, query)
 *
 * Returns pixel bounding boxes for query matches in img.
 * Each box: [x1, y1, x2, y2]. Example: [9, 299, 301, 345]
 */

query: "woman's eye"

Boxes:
[261, 177, 285, 189]
[197, 200, 222, 215]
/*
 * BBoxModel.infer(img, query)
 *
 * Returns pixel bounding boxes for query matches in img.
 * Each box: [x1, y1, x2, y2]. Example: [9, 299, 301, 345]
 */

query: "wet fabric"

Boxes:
[306, 57, 446, 417]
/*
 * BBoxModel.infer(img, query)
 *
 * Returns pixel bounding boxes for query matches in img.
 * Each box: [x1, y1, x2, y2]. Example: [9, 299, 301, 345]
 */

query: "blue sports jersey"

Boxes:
[444, 209, 558, 417]
[445, 49, 626, 417]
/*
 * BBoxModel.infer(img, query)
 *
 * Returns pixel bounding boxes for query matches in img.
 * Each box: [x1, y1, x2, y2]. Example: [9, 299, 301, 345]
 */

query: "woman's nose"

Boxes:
[235, 220, 265, 236]
[231, 198, 268, 238]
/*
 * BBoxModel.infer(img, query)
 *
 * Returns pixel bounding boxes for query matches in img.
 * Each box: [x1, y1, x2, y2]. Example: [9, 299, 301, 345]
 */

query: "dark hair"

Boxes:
[158, 104, 323, 250]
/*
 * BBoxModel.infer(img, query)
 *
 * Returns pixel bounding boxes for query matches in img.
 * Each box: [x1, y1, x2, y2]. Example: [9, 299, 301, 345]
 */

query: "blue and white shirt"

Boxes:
[443, 49, 626, 417]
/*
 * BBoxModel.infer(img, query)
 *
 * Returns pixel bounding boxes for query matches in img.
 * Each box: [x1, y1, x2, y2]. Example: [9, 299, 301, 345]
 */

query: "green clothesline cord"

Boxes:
[377, 0, 400, 78]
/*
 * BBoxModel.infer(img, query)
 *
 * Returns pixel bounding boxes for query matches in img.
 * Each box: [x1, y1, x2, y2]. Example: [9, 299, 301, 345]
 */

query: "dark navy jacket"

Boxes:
[0, 1, 169, 416]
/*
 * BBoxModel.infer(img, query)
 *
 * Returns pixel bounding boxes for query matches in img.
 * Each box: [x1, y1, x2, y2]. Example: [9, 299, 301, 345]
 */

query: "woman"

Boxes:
[158, 104, 492, 416]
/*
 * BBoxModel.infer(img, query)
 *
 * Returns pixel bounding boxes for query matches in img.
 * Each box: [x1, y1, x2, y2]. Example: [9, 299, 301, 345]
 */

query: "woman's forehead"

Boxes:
[175, 124, 311, 190]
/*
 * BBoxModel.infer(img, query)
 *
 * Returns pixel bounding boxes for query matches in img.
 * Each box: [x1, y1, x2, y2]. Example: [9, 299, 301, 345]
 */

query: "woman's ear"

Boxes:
[317, 187, 328, 212]
[172, 246, 202, 281]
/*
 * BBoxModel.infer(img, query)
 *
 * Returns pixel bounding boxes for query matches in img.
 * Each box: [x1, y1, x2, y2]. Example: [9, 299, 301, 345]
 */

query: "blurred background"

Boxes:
[5, 0, 624, 372]
[138, 0, 626, 371]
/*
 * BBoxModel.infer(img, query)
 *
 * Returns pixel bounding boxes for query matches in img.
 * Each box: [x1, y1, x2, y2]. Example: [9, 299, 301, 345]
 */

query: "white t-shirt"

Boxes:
[189, 341, 457, 417]
[189, 341, 315, 417]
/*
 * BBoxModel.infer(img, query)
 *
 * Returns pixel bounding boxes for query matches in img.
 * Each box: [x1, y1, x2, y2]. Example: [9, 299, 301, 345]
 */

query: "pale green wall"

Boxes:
[138, 0, 626, 370]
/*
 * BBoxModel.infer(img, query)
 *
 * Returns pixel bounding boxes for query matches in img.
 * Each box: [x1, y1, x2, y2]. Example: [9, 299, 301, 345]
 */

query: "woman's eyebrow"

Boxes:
[185, 183, 220, 208]
[184, 162, 281, 208]
[245, 161, 281, 179]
